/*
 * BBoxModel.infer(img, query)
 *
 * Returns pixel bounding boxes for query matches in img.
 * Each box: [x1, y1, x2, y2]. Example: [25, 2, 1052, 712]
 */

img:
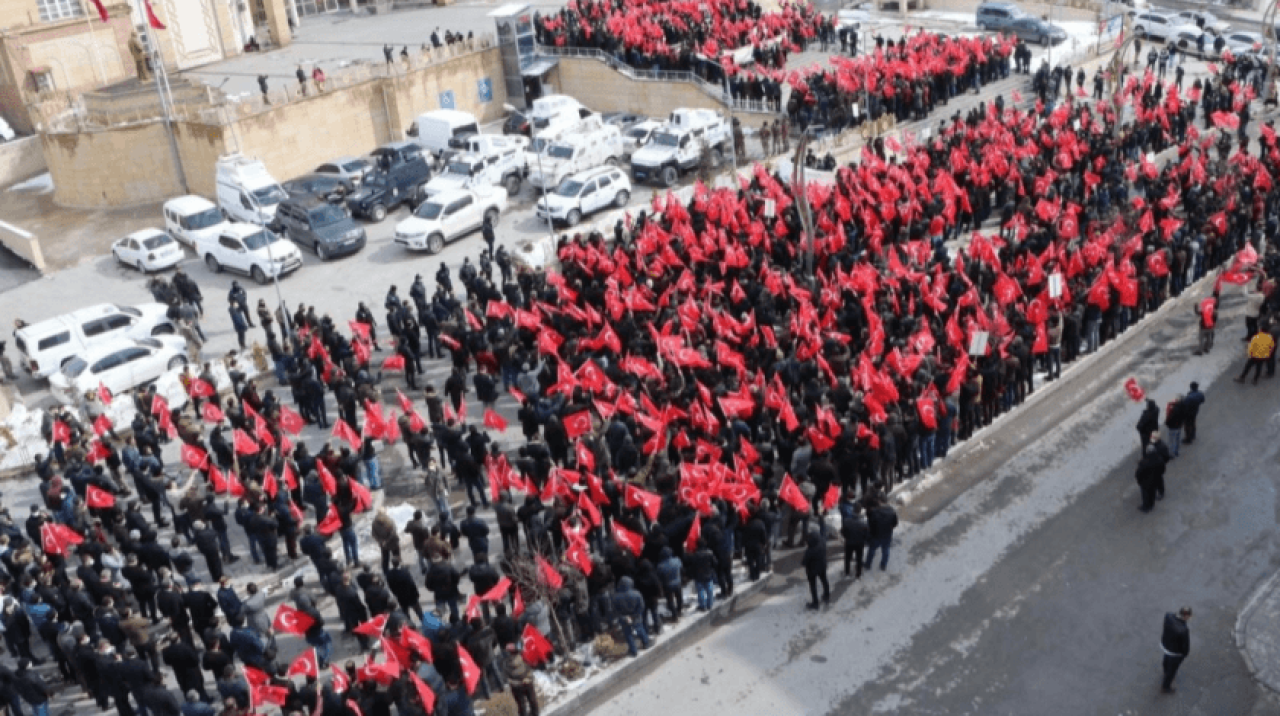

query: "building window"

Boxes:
[30, 69, 55, 93]
[37, 0, 85, 22]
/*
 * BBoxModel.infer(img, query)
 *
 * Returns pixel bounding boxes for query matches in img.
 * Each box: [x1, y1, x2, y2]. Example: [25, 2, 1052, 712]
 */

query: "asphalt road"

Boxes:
[583, 285, 1280, 716]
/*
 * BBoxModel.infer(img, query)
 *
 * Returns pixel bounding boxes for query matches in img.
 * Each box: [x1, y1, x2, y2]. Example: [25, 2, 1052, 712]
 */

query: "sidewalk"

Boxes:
[1236, 569, 1280, 696]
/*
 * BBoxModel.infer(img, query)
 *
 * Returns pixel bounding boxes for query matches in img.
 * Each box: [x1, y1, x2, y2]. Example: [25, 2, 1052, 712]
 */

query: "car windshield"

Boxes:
[62, 356, 87, 378]
[242, 230, 282, 251]
[447, 161, 480, 176]
[363, 174, 387, 189]
[342, 160, 369, 173]
[548, 145, 575, 159]
[252, 185, 288, 206]
[415, 202, 444, 220]
[652, 132, 680, 147]
[142, 234, 173, 250]
[114, 305, 142, 317]
[626, 127, 650, 139]
[556, 180, 584, 197]
[311, 205, 347, 226]
[185, 207, 224, 230]
[531, 137, 553, 154]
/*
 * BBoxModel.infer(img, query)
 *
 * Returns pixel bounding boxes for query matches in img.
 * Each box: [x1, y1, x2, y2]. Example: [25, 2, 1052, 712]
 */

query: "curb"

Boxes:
[543, 569, 772, 716]
[1234, 567, 1280, 696]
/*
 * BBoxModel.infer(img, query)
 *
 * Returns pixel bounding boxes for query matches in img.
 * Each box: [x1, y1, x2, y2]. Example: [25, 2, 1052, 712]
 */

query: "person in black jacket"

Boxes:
[1160, 607, 1192, 693]
[1136, 399, 1160, 451]
[1135, 445, 1166, 513]
[161, 633, 210, 702]
[864, 499, 898, 572]
[385, 557, 423, 626]
[11, 660, 48, 716]
[801, 528, 830, 610]
[839, 493, 869, 579]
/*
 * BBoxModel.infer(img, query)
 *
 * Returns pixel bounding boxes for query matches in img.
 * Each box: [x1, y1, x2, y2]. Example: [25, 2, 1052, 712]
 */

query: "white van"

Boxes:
[163, 195, 229, 248]
[14, 303, 176, 379]
[527, 125, 623, 190]
[407, 110, 481, 156]
[215, 154, 288, 225]
[530, 94, 589, 133]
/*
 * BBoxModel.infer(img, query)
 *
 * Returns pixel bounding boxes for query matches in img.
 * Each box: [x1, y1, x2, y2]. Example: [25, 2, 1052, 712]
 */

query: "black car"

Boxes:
[281, 173, 354, 204]
[503, 110, 531, 136]
[270, 197, 367, 260]
[346, 153, 432, 222]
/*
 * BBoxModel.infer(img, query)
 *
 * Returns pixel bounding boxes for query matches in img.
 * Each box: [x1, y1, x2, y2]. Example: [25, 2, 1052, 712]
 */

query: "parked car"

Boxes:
[394, 187, 507, 254]
[1008, 16, 1067, 45]
[1171, 29, 1213, 56]
[622, 120, 662, 160]
[49, 336, 189, 405]
[200, 223, 304, 284]
[163, 195, 228, 249]
[314, 156, 374, 186]
[603, 112, 646, 131]
[1133, 12, 1200, 43]
[1223, 31, 1264, 55]
[503, 110, 531, 136]
[975, 1, 1025, 32]
[270, 197, 367, 260]
[1174, 10, 1228, 35]
[112, 229, 184, 273]
[282, 173, 355, 204]
[536, 166, 631, 227]
[14, 303, 176, 378]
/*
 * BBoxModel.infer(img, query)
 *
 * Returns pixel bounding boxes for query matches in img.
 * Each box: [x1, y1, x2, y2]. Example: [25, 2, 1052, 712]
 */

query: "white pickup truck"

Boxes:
[425, 145, 527, 198]
[527, 124, 624, 191]
[200, 222, 304, 284]
[394, 187, 508, 254]
[630, 108, 732, 187]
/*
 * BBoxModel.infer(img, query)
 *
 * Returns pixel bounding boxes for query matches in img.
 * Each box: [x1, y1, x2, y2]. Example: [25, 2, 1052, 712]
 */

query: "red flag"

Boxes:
[226, 470, 245, 498]
[253, 684, 290, 707]
[381, 353, 405, 372]
[201, 402, 225, 424]
[536, 554, 563, 589]
[778, 474, 810, 513]
[513, 587, 525, 617]
[624, 484, 661, 522]
[97, 382, 113, 405]
[208, 465, 228, 493]
[566, 540, 593, 575]
[381, 634, 411, 668]
[457, 646, 482, 695]
[563, 410, 592, 439]
[1124, 377, 1145, 402]
[400, 626, 434, 663]
[181, 443, 209, 470]
[330, 664, 350, 692]
[86, 440, 110, 464]
[92, 414, 113, 437]
[520, 624, 554, 666]
[509, 386, 527, 404]
[483, 408, 507, 432]
[86, 485, 115, 509]
[41, 523, 83, 556]
[577, 492, 601, 527]
[232, 429, 258, 455]
[144, 0, 166, 29]
[822, 484, 840, 511]
[464, 594, 482, 621]
[333, 419, 361, 450]
[612, 522, 644, 556]
[409, 672, 437, 713]
[317, 462, 337, 495]
[150, 393, 169, 416]
[279, 405, 305, 435]
[317, 505, 342, 535]
[51, 420, 70, 446]
[479, 576, 512, 602]
[684, 513, 701, 553]
[351, 479, 373, 513]
[353, 614, 389, 637]
[89, 0, 108, 22]
[288, 648, 319, 678]
[188, 378, 215, 398]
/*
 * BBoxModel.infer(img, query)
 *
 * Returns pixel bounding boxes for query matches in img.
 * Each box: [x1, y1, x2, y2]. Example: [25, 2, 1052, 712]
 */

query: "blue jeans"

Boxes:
[918, 432, 935, 469]
[464, 478, 489, 508]
[306, 629, 333, 667]
[363, 458, 381, 489]
[1166, 427, 1181, 458]
[864, 536, 892, 570]
[696, 580, 715, 611]
[435, 596, 459, 622]
[30, 702, 47, 716]
[246, 533, 262, 563]
[1085, 319, 1100, 353]
[339, 527, 359, 564]
[1048, 347, 1061, 379]
[620, 618, 650, 655]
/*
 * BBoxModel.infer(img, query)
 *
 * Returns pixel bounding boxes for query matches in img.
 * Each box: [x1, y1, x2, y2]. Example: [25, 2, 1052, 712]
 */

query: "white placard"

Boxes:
[764, 198, 776, 218]
[1048, 272, 1063, 299]
[968, 331, 990, 356]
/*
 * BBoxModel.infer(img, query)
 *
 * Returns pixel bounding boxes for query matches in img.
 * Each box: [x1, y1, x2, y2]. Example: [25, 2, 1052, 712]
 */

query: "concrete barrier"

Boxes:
[0, 136, 47, 190]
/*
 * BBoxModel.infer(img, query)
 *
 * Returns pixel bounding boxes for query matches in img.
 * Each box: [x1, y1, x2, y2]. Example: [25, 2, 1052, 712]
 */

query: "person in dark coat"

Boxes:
[801, 529, 830, 609]
[1182, 381, 1205, 444]
[1135, 444, 1166, 513]
[162, 633, 210, 702]
[864, 499, 898, 572]
[1136, 399, 1160, 450]
[140, 671, 183, 716]
[839, 494, 869, 579]
[11, 660, 49, 716]
[1160, 607, 1192, 693]
[385, 557, 423, 625]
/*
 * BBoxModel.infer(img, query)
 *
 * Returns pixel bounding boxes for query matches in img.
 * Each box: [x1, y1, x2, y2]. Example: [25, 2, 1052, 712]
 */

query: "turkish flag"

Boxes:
[513, 587, 525, 617]
[480, 576, 512, 602]
[577, 492, 601, 527]
[520, 624, 554, 666]
[457, 646, 482, 695]
[232, 429, 258, 455]
[464, 594, 482, 621]
[317, 462, 337, 495]
[86, 485, 115, 509]
[779, 474, 810, 513]
[41, 522, 83, 556]
[282, 461, 298, 490]
[253, 684, 290, 707]
[288, 648, 319, 678]
[188, 378, 215, 398]
[563, 410, 592, 439]
[143, 0, 166, 29]
[208, 465, 228, 493]
[255, 417, 275, 447]
[483, 408, 507, 432]
[381, 634, 411, 668]
[439, 334, 461, 351]
[278, 405, 305, 435]
[410, 672, 436, 713]
[201, 402, 225, 424]
[822, 484, 840, 511]
[97, 382, 113, 405]
[1124, 377, 1145, 402]
[612, 522, 644, 556]
[351, 480, 373, 513]
[181, 444, 209, 469]
[92, 414, 113, 437]
[684, 513, 701, 553]
[262, 471, 278, 498]
[150, 393, 169, 416]
[330, 664, 350, 692]
[317, 505, 342, 535]
[400, 626, 434, 663]
[536, 554, 564, 589]
[624, 483, 661, 522]
[509, 386, 527, 404]
[51, 420, 71, 445]
[353, 614, 389, 637]
[89, 0, 108, 21]
[86, 440, 111, 464]
[333, 419, 361, 450]
[381, 353, 405, 372]
[226, 470, 245, 498]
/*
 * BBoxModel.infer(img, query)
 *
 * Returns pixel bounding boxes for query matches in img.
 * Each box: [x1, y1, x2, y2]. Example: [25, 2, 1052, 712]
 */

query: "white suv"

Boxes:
[1134, 12, 1200, 43]
[536, 166, 631, 227]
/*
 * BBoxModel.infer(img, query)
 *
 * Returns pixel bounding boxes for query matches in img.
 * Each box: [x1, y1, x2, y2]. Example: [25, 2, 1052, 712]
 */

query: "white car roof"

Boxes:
[569, 166, 626, 183]
[221, 222, 267, 238]
[164, 195, 217, 215]
[72, 337, 157, 364]
[124, 228, 171, 242]
[17, 304, 135, 340]
[426, 189, 476, 204]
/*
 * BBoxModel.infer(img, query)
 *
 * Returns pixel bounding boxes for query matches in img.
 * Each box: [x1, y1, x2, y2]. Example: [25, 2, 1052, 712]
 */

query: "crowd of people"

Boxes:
[3, 15, 1280, 716]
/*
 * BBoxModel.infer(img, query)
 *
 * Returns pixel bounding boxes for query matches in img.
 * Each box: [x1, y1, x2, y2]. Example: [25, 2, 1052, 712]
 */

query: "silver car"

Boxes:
[314, 156, 374, 187]
[976, 1, 1025, 32]
[1009, 16, 1068, 46]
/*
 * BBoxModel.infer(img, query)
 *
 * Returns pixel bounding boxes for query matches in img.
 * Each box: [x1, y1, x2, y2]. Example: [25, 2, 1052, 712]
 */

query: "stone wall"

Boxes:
[42, 121, 182, 206]
[0, 135, 46, 188]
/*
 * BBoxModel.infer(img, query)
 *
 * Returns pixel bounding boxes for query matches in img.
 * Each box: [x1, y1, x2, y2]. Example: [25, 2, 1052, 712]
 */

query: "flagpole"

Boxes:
[137, 0, 189, 194]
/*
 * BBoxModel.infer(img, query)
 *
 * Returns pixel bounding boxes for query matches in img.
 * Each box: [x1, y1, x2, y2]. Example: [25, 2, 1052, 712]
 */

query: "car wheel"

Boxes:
[427, 233, 445, 254]
[371, 203, 387, 222]
[660, 165, 679, 187]
[205, 254, 221, 273]
[503, 174, 521, 196]
[316, 242, 329, 261]
[566, 209, 582, 227]
[484, 207, 500, 226]
[614, 189, 630, 208]
[167, 355, 188, 370]
[251, 265, 269, 285]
